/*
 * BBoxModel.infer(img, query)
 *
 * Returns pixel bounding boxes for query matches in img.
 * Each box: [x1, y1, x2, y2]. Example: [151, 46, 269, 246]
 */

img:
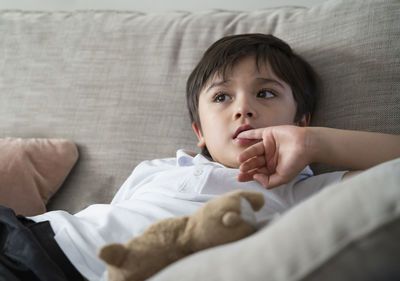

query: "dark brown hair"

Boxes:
[186, 33, 319, 128]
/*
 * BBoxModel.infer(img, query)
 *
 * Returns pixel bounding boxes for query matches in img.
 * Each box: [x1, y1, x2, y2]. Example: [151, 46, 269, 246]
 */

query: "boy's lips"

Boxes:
[233, 125, 254, 139]
[233, 125, 259, 146]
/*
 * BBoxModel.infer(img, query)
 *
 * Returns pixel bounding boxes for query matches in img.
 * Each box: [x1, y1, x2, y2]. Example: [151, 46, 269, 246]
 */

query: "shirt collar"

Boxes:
[175, 149, 314, 176]
[176, 149, 225, 167]
[176, 149, 195, 166]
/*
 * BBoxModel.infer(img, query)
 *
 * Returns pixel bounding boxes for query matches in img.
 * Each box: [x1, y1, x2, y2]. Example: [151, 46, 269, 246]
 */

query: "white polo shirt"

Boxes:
[30, 150, 346, 281]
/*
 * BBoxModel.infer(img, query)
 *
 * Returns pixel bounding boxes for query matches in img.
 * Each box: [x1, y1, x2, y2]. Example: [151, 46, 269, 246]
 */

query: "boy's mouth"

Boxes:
[233, 125, 254, 139]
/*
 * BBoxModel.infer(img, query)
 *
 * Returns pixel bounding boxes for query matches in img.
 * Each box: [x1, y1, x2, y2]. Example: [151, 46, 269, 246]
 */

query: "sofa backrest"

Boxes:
[0, 0, 399, 213]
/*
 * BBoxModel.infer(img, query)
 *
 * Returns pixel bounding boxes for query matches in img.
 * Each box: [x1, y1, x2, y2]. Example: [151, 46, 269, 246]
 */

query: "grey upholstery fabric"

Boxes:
[0, 0, 399, 213]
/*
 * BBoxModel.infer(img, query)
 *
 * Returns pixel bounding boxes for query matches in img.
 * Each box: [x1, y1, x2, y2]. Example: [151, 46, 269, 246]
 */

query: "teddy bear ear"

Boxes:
[98, 243, 128, 267]
[237, 191, 265, 211]
[222, 211, 241, 227]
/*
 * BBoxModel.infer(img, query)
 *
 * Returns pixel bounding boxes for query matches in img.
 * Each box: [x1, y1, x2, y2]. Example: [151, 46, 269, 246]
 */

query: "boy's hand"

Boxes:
[237, 125, 400, 189]
[237, 125, 312, 189]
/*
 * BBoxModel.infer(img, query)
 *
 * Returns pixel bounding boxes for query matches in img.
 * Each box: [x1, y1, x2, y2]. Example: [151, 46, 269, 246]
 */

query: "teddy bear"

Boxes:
[98, 190, 265, 281]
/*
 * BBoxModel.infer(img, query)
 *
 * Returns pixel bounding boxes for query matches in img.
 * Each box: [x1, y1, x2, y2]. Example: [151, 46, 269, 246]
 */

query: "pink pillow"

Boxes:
[0, 138, 79, 216]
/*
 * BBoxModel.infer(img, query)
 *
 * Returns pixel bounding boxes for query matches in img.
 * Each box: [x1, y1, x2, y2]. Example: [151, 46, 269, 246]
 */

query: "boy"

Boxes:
[187, 33, 399, 189]
[1, 34, 399, 281]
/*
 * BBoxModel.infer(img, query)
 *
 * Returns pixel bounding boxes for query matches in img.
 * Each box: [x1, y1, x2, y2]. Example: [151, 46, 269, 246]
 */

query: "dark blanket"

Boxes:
[0, 206, 83, 281]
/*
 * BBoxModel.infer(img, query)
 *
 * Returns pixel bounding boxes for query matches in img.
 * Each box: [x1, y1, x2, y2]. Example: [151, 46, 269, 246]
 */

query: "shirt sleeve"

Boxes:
[291, 171, 347, 205]
[111, 157, 176, 204]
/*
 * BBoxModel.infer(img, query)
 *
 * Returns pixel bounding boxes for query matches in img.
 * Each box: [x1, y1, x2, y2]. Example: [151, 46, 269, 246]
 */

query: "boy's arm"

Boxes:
[237, 126, 400, 189]
[310, 127, 400, 170]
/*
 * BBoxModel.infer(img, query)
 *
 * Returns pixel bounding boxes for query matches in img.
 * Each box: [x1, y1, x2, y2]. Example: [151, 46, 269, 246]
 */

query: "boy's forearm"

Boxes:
[308, 127, 400, 170]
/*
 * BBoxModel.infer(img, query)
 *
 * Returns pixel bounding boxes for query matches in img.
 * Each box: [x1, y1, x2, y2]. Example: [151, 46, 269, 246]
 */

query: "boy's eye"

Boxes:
[213, 93, 232, 103]
[257, 89, 276, 99]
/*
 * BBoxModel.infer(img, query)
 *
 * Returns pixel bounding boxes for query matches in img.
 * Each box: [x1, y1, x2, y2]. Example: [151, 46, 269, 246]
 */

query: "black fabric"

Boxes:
[0, 206, 84, 281]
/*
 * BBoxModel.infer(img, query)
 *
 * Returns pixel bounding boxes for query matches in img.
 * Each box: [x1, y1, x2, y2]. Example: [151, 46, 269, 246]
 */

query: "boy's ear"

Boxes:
[298, 113, 311, 127]
[192, 122, 206, 147]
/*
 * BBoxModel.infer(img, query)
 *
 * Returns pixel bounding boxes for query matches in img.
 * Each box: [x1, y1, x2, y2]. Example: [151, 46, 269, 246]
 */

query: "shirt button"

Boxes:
[194, 168, 203, 176]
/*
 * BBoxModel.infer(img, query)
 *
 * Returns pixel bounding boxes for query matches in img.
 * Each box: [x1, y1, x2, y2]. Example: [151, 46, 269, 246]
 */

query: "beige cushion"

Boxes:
[149, 158, 400, 281]
[0, 0, 398, 212]
[0, 138, 78, 216]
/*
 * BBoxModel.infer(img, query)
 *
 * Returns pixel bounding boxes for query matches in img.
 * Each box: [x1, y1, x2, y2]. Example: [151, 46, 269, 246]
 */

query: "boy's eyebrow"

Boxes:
[205, 80, 230, 93]
[205, 78, 286, 93]
[256, 78, 285, 89]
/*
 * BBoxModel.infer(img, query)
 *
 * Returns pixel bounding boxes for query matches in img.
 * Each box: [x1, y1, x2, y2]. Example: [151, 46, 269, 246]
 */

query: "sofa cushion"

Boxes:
[0, 0, 398, 212]
[0, 138, 78, 216]
[149, 158, 400, 281]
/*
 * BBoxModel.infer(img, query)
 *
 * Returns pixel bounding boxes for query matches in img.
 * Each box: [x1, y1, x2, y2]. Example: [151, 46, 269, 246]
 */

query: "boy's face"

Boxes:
[193, 55, 307, 168]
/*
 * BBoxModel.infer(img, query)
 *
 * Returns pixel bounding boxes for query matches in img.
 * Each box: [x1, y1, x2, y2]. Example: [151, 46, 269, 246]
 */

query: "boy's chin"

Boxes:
[208, 148, 244, 168]
[217, 157, 241, 169]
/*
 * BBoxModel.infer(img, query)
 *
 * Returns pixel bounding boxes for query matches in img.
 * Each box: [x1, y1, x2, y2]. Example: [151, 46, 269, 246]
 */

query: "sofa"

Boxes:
[0, 0, 399, 280]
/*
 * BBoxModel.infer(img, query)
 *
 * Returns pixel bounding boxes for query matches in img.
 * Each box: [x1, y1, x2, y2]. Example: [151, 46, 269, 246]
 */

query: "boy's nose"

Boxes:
[233, 98, 256, 120]
[234, 111, 254, 119]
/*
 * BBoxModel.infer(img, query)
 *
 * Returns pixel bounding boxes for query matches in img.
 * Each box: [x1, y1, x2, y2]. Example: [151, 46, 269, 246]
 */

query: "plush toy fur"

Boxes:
[98, 190, 265, 281]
